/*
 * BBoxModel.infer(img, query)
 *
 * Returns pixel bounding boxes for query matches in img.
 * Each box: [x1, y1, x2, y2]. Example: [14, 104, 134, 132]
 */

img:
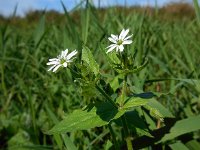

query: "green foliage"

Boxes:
[48, 101, 124, 134]
[160, 115, 200, 142]
[82, 46, 99, 76]
[0, 1, 200, 150]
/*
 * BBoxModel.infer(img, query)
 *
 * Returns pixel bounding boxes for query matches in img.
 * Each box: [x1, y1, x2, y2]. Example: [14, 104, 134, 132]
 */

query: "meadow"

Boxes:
[0, 1, 200, 150]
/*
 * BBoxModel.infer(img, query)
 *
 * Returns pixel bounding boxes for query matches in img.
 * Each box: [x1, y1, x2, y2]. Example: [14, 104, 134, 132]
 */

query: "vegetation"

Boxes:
[0, 1, 200, 150]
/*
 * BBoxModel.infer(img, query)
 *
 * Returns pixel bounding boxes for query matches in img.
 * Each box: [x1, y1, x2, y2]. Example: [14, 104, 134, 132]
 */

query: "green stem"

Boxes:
[126, 137, 133, 150]
[95, 84, 118, 109]
[121, 115, 133, 150]
[120, 75, 127, 107]
[108, 124, 119, 150]
[120, 73, 133, 150]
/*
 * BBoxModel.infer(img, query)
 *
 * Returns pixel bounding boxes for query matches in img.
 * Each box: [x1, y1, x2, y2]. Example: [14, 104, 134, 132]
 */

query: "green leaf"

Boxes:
[33, 15, 45, 48]
[82, 46, 99, 76]
[160, 115, 200, 142]
[125, 110, 153, 137]
[81, 1, 90, 44]
[146, 98, 174, 118]
[45, 105, 77, 150]
[104, 140, 113, 150]
[144, 104, 164, 121]
[48, 101, 125, 134]
[8, 129, 33, 150]
[123, 97, 149, 110]
[193, 0, 200, 24]
[186, 140, 200, 150]
[169, 141, 189, 150]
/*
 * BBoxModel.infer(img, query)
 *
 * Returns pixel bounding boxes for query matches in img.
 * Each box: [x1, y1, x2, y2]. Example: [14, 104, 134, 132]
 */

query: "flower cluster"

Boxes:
[47, 28, 132, 72]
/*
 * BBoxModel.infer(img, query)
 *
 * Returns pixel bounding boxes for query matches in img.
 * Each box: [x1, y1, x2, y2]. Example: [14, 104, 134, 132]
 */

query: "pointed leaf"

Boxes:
[123, 97, 149, 110]
[160, 115, 200, 142]
[146, 98, 174, 118]
[48, 102, 125, 134]
[82, 46, 99, 76]
[33, 15, 45, 48]
[169, 142, 189, 150]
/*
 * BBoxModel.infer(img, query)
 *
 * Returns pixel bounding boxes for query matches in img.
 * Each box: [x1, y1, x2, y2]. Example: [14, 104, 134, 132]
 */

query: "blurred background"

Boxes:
[0, 0, 200, 150]
[0, 0, 199, 17]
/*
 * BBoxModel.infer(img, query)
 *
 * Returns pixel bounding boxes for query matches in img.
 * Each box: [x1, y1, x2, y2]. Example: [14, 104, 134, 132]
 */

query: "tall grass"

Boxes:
[0, 1, 200, 150]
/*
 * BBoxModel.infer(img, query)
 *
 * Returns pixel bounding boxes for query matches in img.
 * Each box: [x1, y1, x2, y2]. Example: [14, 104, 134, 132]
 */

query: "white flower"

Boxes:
[47, 49, 77, 72]
[106, 29, 133, 53]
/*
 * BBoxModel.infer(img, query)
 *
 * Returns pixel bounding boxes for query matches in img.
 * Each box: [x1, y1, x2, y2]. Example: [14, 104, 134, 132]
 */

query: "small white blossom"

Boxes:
[106, 29, 133, 53]
[47, 49, 77, 72]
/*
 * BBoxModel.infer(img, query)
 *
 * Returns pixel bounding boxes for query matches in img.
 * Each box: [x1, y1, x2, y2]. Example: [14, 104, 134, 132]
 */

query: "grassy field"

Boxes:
[0, 1, 200, 150]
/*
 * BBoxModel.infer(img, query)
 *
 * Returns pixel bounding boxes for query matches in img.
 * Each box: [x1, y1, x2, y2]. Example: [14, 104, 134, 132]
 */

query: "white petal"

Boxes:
[63, 49, 68, 57]
[53, 64, 62, 72]
[108, 37, 117, 43]
[116, 46, 119, 52]
[48, 64, 56, 71]
[119, 29, 125, 39]
[120, 29, 129, 40]
[106, 45, 117, 53]
[106, 44, 117, 49]
[111, 34, 118, 41]
[66, 50, 77, 60]
[122, 40, 132, 45]
[63, 62, 68, 67]
[119, 45, 124, 52]
[124, 34, 133, 40]
[47, 61, 59, 65]
[49, 58, 58, 61]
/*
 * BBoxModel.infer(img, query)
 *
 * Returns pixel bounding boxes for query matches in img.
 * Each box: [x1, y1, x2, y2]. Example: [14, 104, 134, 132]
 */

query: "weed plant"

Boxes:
[0, 1, 200, 150]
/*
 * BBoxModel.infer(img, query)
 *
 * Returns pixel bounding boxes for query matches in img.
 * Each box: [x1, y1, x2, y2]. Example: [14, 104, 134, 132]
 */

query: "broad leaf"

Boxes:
[169, 142, 189, 150]
[160, 115, 200, 142]
[123, 97, 149, 110]
[125, 110, 153, 137]
[48, 101, 125, 134]
[146, 98, 174, 118]
[186, 140, 200, 150]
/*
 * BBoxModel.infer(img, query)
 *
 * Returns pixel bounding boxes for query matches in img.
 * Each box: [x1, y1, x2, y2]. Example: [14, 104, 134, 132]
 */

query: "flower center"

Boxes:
[60, 58, 66, 64]
[117, 39, 123, 45]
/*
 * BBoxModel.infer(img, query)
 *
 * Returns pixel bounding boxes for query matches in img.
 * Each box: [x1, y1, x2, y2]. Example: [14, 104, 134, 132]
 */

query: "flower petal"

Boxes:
[111, 34, 118, 41]
[49, 58, 58, 61]
[48, 64, 56, 71]
[63, 62, 68, 67]
[53, 64, 62, 72]
[47, 61, 59, 65]
[66, 50, 77, 60]
[116, 46, 119, 52]
[62, 49, 68, 57]
[106, 45, 117, 53]
[108, 37, 117, 43]
[120, 29, 130, 40]
[119, 29, 125, 39]
[122, 40, 132, 45]
[119, 45, 124, 52]
[106, 44, 116, 49]
[124, 34, 133, 40]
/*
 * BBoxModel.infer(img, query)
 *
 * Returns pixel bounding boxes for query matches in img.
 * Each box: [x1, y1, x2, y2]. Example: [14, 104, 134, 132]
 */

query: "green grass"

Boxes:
[0, 2, 200, 150]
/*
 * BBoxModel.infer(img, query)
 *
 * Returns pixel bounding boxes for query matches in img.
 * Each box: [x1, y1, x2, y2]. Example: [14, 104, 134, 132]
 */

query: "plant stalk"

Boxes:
[120, 74, 133, 150]
[108, 124, 119, 150]
[95, 84, 118, 109]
